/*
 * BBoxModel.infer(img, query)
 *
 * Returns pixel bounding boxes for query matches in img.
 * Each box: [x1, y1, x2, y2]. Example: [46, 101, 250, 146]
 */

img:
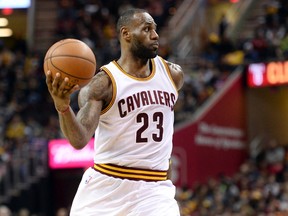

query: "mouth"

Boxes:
[152, 42, 159, 49]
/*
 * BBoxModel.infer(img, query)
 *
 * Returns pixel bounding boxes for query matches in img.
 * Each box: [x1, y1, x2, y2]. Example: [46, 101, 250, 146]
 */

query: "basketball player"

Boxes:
[45, 8, 184, 216]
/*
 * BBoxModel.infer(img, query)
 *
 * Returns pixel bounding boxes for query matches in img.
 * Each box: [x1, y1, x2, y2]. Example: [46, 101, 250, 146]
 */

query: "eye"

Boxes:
[144, 27, 149, 32]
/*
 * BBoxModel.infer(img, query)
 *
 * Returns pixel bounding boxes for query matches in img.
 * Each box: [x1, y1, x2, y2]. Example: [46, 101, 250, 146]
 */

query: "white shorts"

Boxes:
[70, 167, 180, 216]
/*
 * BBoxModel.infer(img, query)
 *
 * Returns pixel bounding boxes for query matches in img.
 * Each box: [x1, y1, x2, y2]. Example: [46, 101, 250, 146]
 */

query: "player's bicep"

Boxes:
[78, 70, 111, 108]
[76, 70, 112, 135]
[78, 86, 89, 108]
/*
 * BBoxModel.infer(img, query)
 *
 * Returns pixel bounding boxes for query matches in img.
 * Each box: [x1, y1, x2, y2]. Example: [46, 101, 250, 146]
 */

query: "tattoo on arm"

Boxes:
[166, 61, 184, 91]
[167, 61, 182, 72]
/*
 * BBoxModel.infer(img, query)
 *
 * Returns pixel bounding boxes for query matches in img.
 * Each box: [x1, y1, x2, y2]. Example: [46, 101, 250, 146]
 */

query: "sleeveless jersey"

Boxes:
[93, 56, 178, 171]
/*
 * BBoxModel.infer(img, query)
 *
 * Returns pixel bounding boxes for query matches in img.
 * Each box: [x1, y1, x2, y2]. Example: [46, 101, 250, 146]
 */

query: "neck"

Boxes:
[117, 55, 152, 78]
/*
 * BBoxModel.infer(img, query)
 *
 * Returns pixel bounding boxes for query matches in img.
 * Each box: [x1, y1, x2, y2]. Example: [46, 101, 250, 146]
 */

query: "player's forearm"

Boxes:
[58, 107, 91, 149]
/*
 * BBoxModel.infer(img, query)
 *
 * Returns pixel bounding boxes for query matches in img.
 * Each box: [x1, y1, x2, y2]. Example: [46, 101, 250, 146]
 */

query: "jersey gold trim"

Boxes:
[99, 68, 117, 115]
[159, 56, 178, 94]
[112, 60, 156, 81]
[93, 163, 168, 181]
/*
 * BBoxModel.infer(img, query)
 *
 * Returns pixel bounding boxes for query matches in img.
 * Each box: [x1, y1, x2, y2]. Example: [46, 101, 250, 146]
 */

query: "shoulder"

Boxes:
[78, 69, 112, 108]
[163, 59, 184, 91]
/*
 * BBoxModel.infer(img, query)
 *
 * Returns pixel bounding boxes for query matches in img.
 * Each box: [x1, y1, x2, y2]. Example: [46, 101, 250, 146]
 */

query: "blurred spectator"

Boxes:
[55, 207, 68, 216]
[42, 115, 62, 140]
[251, 28, 268, 61]
[218, 13, 229, 39]
[264, 139, 285, 175]
[17, 208, 30, 216]
[0, 205, 11, 216]
[279, 32, 288, 58]
[5, 114, 26, 140]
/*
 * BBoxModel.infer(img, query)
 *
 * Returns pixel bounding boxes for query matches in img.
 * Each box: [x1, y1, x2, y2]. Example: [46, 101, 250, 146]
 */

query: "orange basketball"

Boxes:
[43, 38, 96, 90]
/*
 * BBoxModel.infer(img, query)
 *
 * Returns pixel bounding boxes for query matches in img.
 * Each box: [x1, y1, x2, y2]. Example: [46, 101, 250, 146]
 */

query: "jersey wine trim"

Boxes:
[93, 163, 168, 181]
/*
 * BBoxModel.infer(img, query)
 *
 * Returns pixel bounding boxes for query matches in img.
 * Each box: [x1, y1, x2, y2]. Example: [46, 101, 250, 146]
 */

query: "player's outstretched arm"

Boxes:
[166, 61, 184, 91]
[46, 70, 112, 149]
[60, 71, 111, 149]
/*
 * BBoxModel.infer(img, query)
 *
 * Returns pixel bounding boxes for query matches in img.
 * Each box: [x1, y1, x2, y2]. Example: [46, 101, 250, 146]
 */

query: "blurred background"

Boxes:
[1, 0, 288, 215]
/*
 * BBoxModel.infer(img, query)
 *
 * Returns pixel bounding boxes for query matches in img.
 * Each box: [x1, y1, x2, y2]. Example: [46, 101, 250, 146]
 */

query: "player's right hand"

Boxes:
[45, 71, 79, 113]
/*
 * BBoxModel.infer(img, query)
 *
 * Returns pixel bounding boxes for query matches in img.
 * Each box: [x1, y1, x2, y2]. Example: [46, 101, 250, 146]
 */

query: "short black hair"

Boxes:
[116, 8, 147, 34]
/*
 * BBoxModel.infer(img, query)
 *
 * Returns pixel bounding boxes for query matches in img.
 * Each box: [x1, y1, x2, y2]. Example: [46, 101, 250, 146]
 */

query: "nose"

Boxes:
[151, 30, 159, 40]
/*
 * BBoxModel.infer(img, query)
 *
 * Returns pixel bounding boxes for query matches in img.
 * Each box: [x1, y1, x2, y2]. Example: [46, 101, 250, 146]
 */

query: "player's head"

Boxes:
[117, 8, 159, 59]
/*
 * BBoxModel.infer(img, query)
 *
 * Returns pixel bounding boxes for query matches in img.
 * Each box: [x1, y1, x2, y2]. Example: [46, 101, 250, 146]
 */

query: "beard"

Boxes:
[130, 39, 157, 59]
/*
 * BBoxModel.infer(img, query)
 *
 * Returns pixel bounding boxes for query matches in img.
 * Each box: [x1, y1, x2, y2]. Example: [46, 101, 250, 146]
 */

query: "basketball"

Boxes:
[43, 38, 96, 90]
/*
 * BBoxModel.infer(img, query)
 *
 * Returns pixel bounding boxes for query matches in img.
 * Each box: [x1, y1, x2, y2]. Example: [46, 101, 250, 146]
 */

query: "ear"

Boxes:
[120, 26, 131, 41]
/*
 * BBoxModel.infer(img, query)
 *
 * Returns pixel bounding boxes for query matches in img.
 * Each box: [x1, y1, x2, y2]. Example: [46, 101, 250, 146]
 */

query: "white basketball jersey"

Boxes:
[93, 56, 178, 171]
